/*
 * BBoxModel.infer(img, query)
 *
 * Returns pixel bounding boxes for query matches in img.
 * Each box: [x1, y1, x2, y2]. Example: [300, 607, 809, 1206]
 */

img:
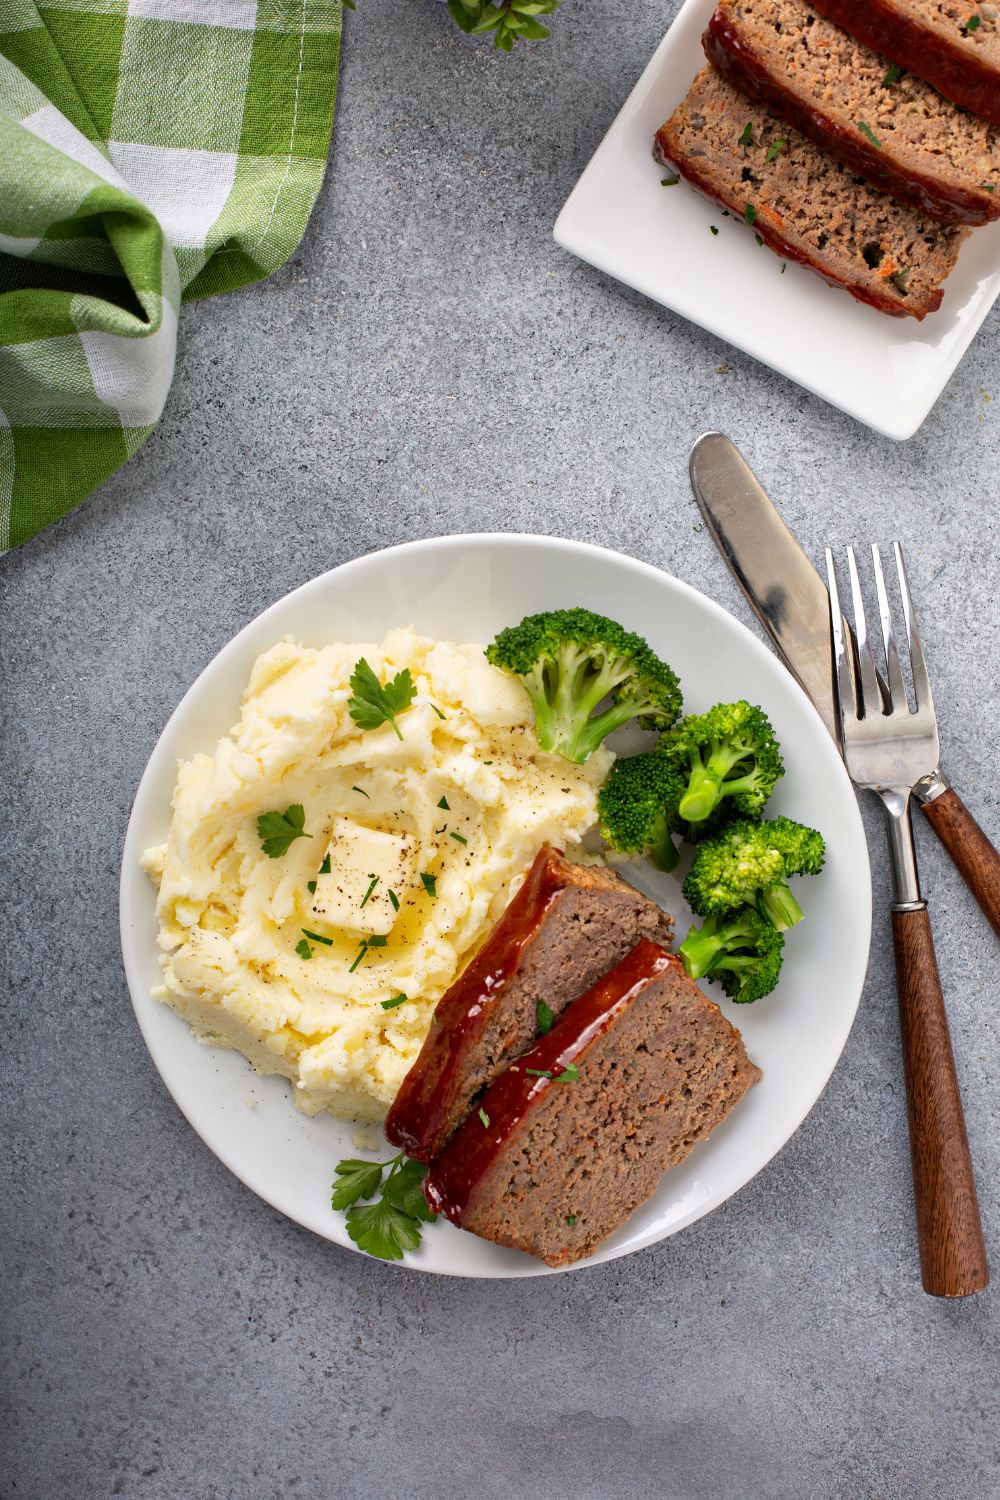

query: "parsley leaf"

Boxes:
[257, 804, 312, 858]
[881, 64, 902, 85]
[320, 853, 332, 874]
[331, 1158, 385, 1209]
[346, 1199, 423, 1260]
[765, 137, 787, 162]
[536, 1000, 554, 1035]
[744, 202, 757, 226]
[348, 658, 415, 740]
[420, 872, 437, 898]
[479, 1107, 490, 1127]
[660, 173, 679, 186]
[965, 12, 982, 28]
[437, 795, 450, 810]
[557, 1063, 580, 1083]
[738, 121, 752, 148]
[295, 938, 313, 960]
[382, 1157, 438, 1224]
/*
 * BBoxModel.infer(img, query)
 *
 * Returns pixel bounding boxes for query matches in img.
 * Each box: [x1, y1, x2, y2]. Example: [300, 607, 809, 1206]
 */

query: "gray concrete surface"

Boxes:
[3, 2, 999, 1496]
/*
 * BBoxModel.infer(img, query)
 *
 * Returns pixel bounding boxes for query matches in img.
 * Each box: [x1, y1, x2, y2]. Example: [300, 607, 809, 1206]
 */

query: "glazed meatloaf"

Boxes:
[385, 846, 674, 1161]
[705, 0, 1000, 224]
[655, 68, 969, 317]
[807, 0, 1000, 127]
[424, 940, 761, 1267]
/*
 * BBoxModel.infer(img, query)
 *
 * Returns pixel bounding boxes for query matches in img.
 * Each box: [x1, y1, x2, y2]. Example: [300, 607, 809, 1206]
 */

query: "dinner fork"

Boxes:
[826, 543, 989, 1299]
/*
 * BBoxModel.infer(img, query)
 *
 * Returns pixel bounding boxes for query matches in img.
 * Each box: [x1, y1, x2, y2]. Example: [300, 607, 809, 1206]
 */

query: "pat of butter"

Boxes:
[310, 817, 414, 936]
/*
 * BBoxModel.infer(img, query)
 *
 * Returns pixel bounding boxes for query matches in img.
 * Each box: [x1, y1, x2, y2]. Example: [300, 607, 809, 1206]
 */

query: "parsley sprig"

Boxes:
[348, 658, 415, 739]
[332, 1153, 437, 1260]
[448, 0, 560, 51]
[257, 804, 312, 858]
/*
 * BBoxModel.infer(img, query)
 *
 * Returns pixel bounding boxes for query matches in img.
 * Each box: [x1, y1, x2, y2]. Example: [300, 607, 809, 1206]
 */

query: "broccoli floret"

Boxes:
[486, 608, 682, 764]
[597, 750, 687, 872]
[660, 700, 783, 827]
[682, 816, 825, 931]
[678, 905, 784, 1003]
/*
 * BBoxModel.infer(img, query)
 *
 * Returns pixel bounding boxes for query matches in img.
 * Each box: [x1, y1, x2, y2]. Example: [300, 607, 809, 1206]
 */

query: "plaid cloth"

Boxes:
[0, 0, 342, 552]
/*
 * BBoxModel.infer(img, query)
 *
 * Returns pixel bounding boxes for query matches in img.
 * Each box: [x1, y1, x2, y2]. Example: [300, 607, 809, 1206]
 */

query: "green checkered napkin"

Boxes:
[0, 0, 341, 552]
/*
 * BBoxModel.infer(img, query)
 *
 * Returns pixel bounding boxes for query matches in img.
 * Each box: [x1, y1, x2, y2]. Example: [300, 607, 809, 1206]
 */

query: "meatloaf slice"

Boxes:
[655, 67, 969, 318]
[385, 846, 674, 1162]
[705, 0, 1000, 224]
[424, 940, 761, 1267]
[807, 0, 1000, 127]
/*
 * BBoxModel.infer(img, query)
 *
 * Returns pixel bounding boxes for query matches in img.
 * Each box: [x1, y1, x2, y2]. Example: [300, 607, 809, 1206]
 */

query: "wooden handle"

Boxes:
[920, 789, 1000, 941]
[891, 905, 989, 1298]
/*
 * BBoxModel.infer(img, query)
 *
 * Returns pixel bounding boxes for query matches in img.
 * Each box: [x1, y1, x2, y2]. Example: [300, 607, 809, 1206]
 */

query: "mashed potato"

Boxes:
[142, 627, 611, 1121]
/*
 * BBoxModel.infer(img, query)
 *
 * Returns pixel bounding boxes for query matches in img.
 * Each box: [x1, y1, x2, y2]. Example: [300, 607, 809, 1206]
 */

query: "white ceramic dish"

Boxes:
[553, 0, 1000, 441]
[120, 534, 872, 1277]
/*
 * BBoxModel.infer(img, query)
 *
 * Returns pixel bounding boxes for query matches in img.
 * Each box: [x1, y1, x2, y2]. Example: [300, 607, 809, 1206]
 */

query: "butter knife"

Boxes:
[689, 432, 1000, 940]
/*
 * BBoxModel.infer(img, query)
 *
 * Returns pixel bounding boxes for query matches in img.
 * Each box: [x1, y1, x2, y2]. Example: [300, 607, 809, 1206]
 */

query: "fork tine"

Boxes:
[871, 544, 909, 712]
[825, 548, 857, 726]
[846, 546, 883, 718]
[894, 543, 935, 716]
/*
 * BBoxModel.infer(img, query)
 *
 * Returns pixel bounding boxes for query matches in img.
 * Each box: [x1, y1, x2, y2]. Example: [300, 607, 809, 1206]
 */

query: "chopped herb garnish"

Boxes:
[710, 224, 719, 235]
[333, 1153, 437, 1261]
[660, 173, 680, 186]
[744, 202, 757, 226]
[352, 785, 370, 799]
[482, 760, 494, 765]
[302, 928, 334, 946]
[765, 138, 787, 162]
[388, 889, 400, 912]
[348, 658, 415, 739]
[420, 872, 437, 898]
[556, 1064, 580, 1083]
[881, 64, 902, 85]
[738, 121, 753, 148]
[536, 1000, 554, 1035]
[430, 704, 447, 720]
[381, 992, 408, 1011]
[892, 265, 911, 291]
[755, 233, 764, 246]
[349, 935, 386, 972]
[857, 120, 881, 148]
[295, 938, 313, 960]
[525, 1068, 554, 1078]
[478, 1107, 490, 1128]
[984, 183, 996, 192]
[566, 1215, 577, 1226]
[360, 875, 379, 908]
[257, 804, 311, 858]
[965, 12, 982, 28]
[320, 854, 332, 875]
[450, 831, 468, 845]
[437, 796, 450, 810]
[307, 880, 317, 894]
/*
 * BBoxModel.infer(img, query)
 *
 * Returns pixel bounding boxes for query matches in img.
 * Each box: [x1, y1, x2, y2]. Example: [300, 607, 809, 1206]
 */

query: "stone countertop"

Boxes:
[2, 2, 998, 1496]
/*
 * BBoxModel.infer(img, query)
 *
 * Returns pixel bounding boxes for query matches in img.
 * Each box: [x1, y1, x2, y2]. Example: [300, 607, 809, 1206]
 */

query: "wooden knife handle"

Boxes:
[920, 789, 1000, 941]
[891, 905, 988, 1298]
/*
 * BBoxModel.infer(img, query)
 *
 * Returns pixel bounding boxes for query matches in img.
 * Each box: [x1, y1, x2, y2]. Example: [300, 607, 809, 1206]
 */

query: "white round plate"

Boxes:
[121, 534, 871, 1277]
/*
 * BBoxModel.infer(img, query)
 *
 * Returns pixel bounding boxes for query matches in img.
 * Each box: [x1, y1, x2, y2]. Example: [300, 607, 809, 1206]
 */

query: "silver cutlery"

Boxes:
[689, 432, 1000, 941]
[826, 543, 988, 1299]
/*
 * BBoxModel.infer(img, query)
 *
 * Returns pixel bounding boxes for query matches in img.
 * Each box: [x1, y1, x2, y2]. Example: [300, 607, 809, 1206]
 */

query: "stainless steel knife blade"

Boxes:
[689, 431, 841, 745]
